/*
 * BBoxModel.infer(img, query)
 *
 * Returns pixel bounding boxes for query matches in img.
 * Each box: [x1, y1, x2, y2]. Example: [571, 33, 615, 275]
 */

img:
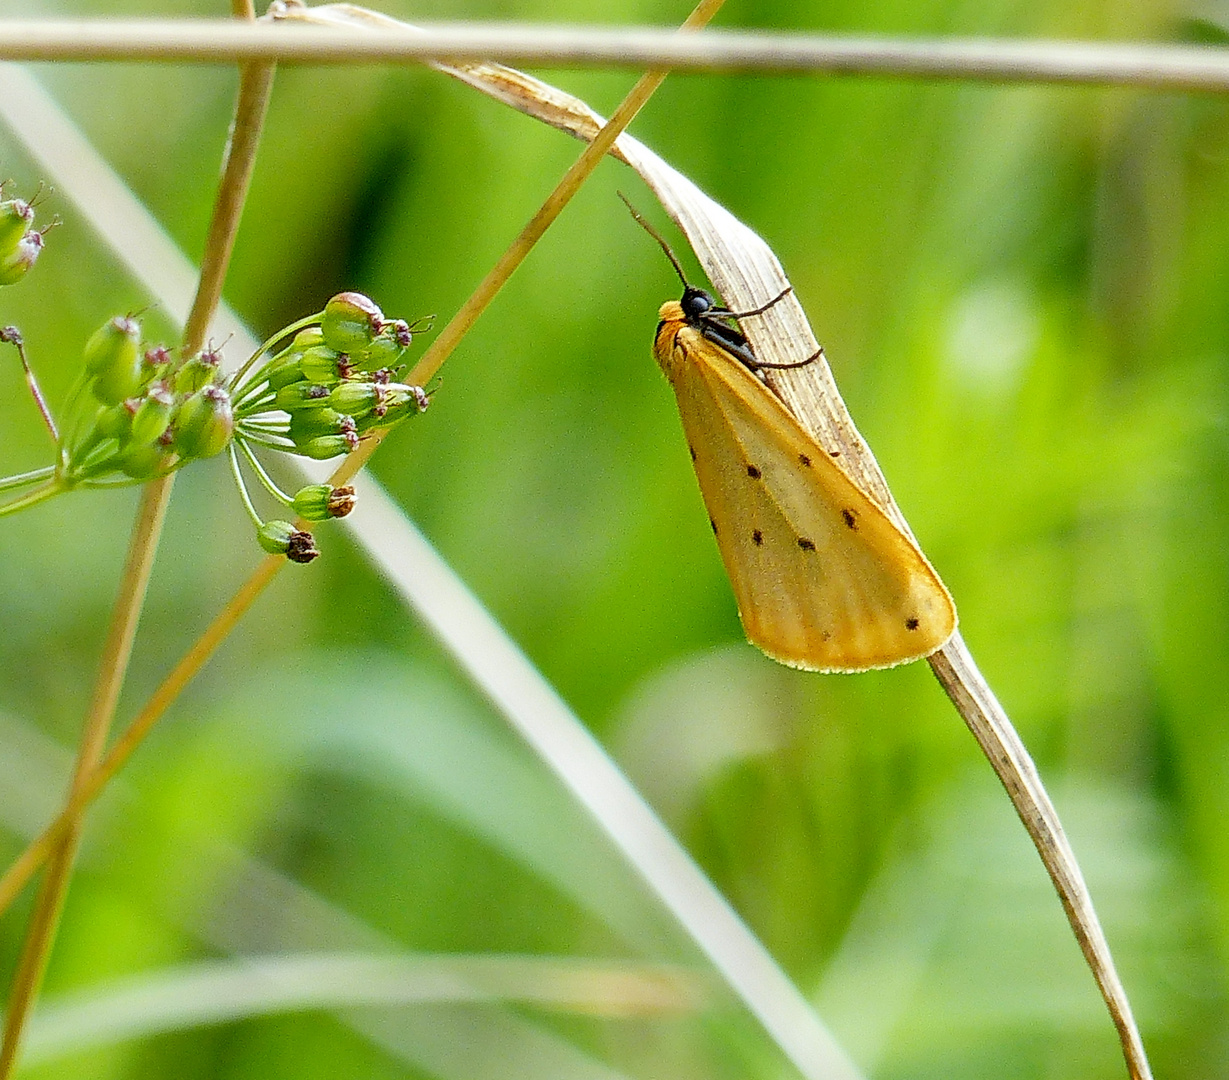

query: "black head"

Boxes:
[680, 286, 716, 322]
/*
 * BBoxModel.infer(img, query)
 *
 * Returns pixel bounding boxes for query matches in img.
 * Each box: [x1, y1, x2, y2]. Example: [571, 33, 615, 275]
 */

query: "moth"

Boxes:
[628, 200, 957, 671]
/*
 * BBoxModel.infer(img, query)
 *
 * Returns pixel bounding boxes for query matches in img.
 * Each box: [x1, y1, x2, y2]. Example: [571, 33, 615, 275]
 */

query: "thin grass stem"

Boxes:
[3, 20, 1229, 92]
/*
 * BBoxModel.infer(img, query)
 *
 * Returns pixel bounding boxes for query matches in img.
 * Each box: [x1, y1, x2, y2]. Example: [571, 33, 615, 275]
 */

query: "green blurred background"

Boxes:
[0, 0, 1225, 1075]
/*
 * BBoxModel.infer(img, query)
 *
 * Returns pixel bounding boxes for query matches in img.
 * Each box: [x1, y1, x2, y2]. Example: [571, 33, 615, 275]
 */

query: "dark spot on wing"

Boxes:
[689, 444, 696, 462]
[829, 449, 841, 457]
[821, 630, 832, 642]
[798, 538, 816, 551]
[752, 529, 763, 546]
[710, 518, 718, 536]
[747, 464, 761, 479]
[905, 617, 920, 630]
[841, 508, 857, 530]
[798, 453, 811, 467]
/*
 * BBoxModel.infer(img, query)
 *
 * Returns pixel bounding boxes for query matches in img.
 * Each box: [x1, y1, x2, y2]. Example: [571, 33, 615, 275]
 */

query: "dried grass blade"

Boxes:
[274, 18, 1152, 1077]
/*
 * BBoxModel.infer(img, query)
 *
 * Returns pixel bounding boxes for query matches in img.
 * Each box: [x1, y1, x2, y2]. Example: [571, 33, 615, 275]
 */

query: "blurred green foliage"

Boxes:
[1, 0, 1228, 1075]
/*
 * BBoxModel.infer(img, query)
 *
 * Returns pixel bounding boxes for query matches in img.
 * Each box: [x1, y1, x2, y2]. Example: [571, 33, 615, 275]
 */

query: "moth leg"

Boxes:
[752, 346, 825, 372]
[721, 286, 794, 320]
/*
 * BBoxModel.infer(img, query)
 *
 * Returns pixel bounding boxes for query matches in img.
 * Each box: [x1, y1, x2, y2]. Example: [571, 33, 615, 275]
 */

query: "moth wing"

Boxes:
[669, 328, 955, 671]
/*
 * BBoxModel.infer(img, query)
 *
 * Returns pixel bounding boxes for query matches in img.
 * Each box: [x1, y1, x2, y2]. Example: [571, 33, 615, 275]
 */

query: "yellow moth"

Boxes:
[629, 202, 956, 672]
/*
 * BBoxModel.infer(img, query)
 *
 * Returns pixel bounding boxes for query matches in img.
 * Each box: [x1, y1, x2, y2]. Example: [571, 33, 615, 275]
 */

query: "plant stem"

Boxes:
[0, 553, 284, 921]
[0, 477, 172, 1079]
[6, 20, 1229, 92]
[0, 0, 721, 945]
[0, 479, 61, 517]
[406, 5, 719, 390]
[929, 638, 1154, 1080]
[237, 438, 293, 504]
[0, 39, 275, 1080]
[228, 443, 263, 526]
[0, 465, 53, 493]
[229, 309, 321, 389]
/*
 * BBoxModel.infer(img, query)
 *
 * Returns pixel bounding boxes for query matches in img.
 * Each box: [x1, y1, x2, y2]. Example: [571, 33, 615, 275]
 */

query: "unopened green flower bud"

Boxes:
[0, 199, 34, 256]
[291, 483, 356, 520]
[174, 384, 234, 459]
[257, 519, 320, 563]
[129, 384, 175, 445]
[0, 230, 43, 286]
[275, 382, 332, 413]
[320, 292, 384, 355]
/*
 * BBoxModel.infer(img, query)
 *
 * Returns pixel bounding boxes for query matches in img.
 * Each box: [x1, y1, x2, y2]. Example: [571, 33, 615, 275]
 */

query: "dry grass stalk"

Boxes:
[2, 17, 1229, 90]
[0, 12, 274, 1076]
[278, 8, 1153, 1078]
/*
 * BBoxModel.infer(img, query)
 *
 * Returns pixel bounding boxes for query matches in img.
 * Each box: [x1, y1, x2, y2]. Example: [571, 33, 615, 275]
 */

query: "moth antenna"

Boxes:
[618, 192, 690, 289]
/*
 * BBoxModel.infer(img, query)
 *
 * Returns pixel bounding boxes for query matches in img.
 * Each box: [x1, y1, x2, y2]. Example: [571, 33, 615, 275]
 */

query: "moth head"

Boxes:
[681, 286, 716, 323]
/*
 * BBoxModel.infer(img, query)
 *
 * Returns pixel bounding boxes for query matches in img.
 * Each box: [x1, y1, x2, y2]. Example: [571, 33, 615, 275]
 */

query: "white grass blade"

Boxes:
[22, 952, 703, 1066]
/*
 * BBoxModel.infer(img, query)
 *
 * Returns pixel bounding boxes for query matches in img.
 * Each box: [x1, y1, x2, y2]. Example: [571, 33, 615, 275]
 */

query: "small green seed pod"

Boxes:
[120, 442, 176, 481]
[381, 383, 430, 420]
[290, 484, 334, 521]
[0, 199, 34, 256]
[289, 406, 353, 443]
[299, 344, 351, 385]
[353, 330, 405, 372]
[292, 327, 326, 351]
[91, 349, 146, 406]
[173, 348, 221, 394]
[0, 231, 43, 286]
[355, 383, 429, 434]
[257, 519, 320, 563]
[329, 380, 383, 419]
[275, 382, 333, 413]
[129, 384, 175, 446]
[257, 519, 295, 554]
[96, 400, 135, 442]
[320, 292, 384, 355]
[174, 384, 234, 460]
[84, 315, 141, 376]
[264, 355, 306, 392]
[291, 483, 356, 520]
[296, 433, 359, 460]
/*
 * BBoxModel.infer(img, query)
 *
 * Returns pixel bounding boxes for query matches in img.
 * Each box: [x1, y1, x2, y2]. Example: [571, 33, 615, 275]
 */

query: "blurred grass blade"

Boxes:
[21, 952, 704, 1066]
[0, 61, 864, 1080]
